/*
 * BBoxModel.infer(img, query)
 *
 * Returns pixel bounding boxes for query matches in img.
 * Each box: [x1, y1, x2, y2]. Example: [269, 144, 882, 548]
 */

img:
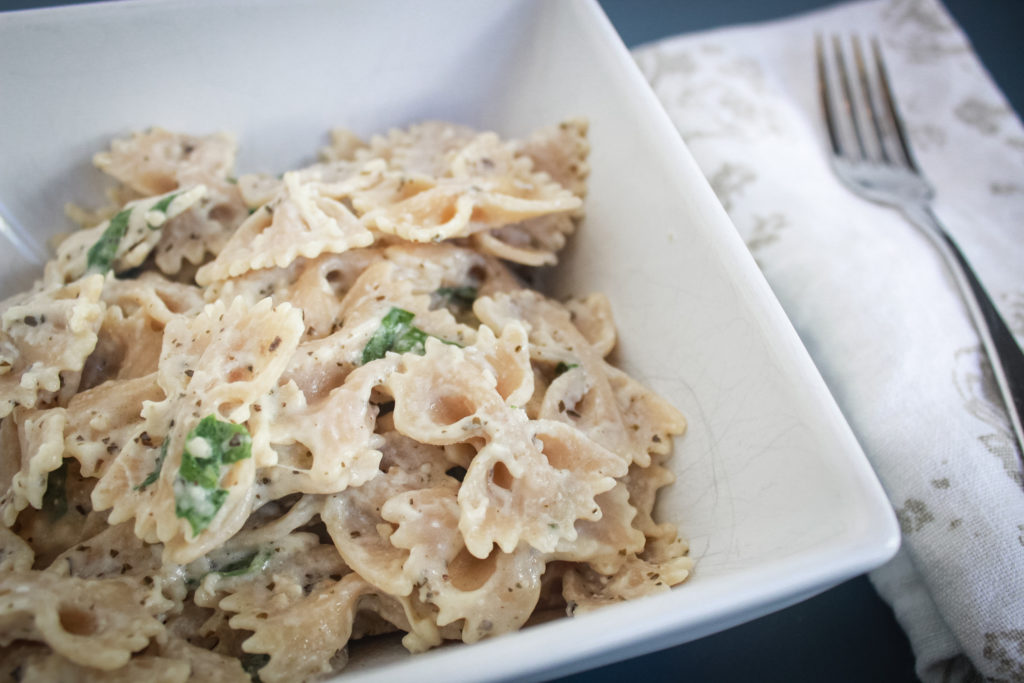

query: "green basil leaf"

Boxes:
[191, 415, 252, 465]
[361, 307, 416, 363]
[135, 439, 169, 490]
[174, 481, 229, 536]
[554, 361, 580, 376]
[215, 548, 271, 577]
[362, 307, 460, 364]
[149, 192, 177, 215]
[85, 208, 131, 274]
[433, 285, 478, 311]
[42, 461, 68, 521]
[85, 191, 181, 273]
[390, 325, 428, 355]
[174, 416, 252, 535]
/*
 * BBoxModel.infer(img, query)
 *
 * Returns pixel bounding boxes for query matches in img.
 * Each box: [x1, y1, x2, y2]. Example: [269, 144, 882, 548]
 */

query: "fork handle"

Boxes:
[903, 203, 1024, 457]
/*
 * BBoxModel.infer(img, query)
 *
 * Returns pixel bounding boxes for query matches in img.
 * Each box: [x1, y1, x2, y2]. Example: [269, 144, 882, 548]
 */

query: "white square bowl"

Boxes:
[0, 1, 899, 680]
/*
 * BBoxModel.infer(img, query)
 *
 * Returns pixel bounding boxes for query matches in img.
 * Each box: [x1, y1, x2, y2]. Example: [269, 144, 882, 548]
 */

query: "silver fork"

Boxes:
[816, 34, 1024, 458]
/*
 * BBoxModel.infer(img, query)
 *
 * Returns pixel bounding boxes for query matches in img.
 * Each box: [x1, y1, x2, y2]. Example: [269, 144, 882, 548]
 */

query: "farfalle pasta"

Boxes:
[0, 120, 692, 681]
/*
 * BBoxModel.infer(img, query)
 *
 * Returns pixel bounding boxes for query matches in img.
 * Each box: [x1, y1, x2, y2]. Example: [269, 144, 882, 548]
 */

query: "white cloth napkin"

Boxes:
[631, 1, 1024, 680]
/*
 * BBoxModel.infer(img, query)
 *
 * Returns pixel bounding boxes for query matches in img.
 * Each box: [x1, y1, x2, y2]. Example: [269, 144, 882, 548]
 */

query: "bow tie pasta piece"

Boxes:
[193, 531, 342, 609]
[322, 466, 431, 598]
[550, 481, 647, 574]
[478, 290, 680, 468]
[360, 150, 581, 244]
[101, 272, 206, 323]
[353, 121, 480, 176]
[226, 574, 373, 683]
[63, 374, 162, 478]
[382, 486, 546, 644]
[91, 413, 258, 565]
[44, 188, 207, 287]
[334, 260, 475, 361]
[514, 118, 591, 203]
[560, 456, 692, 612]
[153, 182, 250, 277]
[563, 293, 617, 358]
[157, 297, 303, 422]
[3, 453, 108, 569]
[0, 274, 105, 418]
[383, 337, 625, 557]
[237, 158, 389, 210]
[470, 213, 577, 267]
[49, 523, 176, 588]
[459, 420, 627, 558]
[318, 430, 452, 589]
[94, 128, 237, 197]
[622, 454, 692, 570]
[204, 248, 384, 342]
[385, 335, 513, 447]
[319, 127, 369, 163]
[92, 297, 302, 563]
[0, 571, 166, 671]
[383, 324, 532, 448]
[247, 363, 390, 497]
[0, 407, 65, 526]
[382, 242, 523, 300]
[467, 119, 591, 265]
[208, 534, 369, 683]
[81, 274, 205, 389]
[562, 551, 695, 616]
[92, 128, 251, 278]
[603, 363, 687, 461]
[196, 173, 374, 285]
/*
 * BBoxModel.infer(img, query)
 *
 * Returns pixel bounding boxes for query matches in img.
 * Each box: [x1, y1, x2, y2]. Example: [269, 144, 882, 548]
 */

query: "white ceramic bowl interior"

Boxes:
[0, 1, 899, 681]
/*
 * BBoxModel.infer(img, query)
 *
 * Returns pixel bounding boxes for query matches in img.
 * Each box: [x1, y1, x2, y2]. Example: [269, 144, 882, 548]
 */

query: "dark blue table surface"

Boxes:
[2, 1, 1021, 682]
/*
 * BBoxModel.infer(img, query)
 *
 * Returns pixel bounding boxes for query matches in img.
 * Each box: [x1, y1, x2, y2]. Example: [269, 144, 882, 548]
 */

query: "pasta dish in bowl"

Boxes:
[0, 120, 692, 681]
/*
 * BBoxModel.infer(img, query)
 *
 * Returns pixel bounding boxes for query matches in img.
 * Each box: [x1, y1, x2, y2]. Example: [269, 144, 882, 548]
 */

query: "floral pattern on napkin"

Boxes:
[633, 0, 1024, 680]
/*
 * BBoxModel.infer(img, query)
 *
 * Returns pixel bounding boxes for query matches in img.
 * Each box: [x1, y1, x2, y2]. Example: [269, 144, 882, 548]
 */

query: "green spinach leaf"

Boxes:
[174, 416, 252, 535]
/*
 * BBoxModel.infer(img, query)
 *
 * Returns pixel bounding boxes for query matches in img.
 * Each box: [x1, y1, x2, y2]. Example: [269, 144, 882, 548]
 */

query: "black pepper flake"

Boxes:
[269, 336, 282, 352]
[23, 316, 38, 326]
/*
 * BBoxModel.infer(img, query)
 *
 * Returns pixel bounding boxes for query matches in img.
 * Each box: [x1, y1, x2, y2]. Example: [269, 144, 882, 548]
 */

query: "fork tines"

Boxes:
[816, 34, 918, 171]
